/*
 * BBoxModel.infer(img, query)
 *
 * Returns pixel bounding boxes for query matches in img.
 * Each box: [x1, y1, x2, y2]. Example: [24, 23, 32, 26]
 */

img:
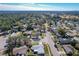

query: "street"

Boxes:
[0, 36, 8, 51]
[41, 31, 60, 56]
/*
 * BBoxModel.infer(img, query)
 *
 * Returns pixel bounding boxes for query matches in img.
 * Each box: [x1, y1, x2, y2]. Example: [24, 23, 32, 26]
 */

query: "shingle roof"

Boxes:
[59, 38, 72, 44]
[13, 45, 28, 55]
[31, 45, 44, 54]
[62, 45, 73, 54]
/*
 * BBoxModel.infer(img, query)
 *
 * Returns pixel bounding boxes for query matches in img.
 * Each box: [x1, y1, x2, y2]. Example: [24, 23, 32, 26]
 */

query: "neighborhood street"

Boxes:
[0, 36, 8, 55]
[0, 36, 8, 51]
[0, 36, 7, 50]
[41, 31, 60, 56]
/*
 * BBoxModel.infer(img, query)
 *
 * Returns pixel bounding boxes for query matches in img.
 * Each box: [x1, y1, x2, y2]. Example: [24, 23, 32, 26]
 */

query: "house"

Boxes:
[35, 32, 40, 36]
[24, 31, 32, 35]
[75, 44, 79, 50]
[21, 28, 26, 32]
[11, 32, 22, 37]
[73, 37, 79, 43]
[66, 32, 74, 37]
[31, 32, 40, 41]
[0, 32, 3, 36]
[31, 44, 45, 56]
[23, 31, 32, 38]
[66, 30, 77, 37]
[13, 45, 28, 56]
[62, 45, 74, 56]
[59, 38, 72, 44]
[12, 26, 19, 33]
[10, 32, 17, 37]
[40, 29, 46, 33]
[32, 36, 40, 41]
[0, 32, 9, 36]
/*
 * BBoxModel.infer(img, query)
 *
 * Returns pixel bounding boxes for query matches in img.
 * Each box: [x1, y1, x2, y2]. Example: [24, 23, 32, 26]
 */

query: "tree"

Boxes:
[71, 39, 77, 46]
[58, 28, 66, 38]
[4, 37, 14, 55]
[26, 24, 33, 30]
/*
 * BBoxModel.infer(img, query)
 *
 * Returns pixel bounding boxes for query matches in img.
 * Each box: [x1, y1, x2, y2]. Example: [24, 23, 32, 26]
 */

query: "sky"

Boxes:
[0, 3, 79, 11]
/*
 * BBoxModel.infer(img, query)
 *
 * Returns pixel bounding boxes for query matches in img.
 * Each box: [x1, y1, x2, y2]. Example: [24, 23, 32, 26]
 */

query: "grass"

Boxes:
[27, 42, 39, 56]
[32, 42, 39, 46]
[43, 43, 51, 56]
[72, 48, 79, 56]
[47, 44, 53, 56]
[27, 49, 35, 56]
[73, 51, 79, 56]
[41, 33, 46, 39]
[51, 32, 58, 43]
[56, 43, 66, 56]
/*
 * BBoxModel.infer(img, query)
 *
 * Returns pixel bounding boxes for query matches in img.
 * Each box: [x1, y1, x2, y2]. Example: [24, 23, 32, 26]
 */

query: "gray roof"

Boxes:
[31, 45, 44, 54]
[59, 38, 72, 44]
[62, 45, 73, 54]
[32, 36, 40, 41]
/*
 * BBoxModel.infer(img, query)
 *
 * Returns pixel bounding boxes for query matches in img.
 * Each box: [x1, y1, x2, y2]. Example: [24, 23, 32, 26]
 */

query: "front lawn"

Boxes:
[43, 43, 51, 56]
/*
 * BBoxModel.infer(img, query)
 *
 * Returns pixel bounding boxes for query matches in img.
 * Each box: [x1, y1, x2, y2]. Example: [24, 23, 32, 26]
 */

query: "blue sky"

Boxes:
[0, 3, 79, 11]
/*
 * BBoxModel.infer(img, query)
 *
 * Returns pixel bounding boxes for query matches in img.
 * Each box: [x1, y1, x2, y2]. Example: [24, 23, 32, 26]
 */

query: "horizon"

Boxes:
[0, 3, 79, 11]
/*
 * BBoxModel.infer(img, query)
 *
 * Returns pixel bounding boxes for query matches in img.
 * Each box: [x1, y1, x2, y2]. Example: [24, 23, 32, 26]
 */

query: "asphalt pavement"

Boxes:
[41, 31, 60, 56]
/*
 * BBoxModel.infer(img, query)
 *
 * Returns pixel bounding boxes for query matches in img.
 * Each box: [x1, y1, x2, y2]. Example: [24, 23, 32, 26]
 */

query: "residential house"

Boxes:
[23, 31, 32, 38]
[0, 32, 9, 36]
[31, 44, 45, 56]
[10, 32, 22, 37]
[75, 44, 79, 50]
[62, 45, 74, 56]
[66, 30, 77, 37]
[13, 45, 28, 56]
[31, 32, 40, 41]
[32, 35, 40, 41]
[59, 38, 72, 44]
[73, 37, 79, 43]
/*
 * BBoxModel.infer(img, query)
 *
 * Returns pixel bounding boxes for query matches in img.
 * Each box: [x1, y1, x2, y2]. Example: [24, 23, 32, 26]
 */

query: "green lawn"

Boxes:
[27, 49, 35, 56]
[32, 42, 39, 46]
[43, 43, 51, 56]
[40, 33, 46, 39]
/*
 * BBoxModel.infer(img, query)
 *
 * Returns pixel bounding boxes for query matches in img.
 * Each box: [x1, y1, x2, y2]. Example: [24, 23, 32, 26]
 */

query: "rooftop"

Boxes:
[31, 44, 44, 54]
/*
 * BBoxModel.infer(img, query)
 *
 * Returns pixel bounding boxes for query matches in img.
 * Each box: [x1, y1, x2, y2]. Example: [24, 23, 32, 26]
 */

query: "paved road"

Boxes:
[0, 36, 8, 55]
[41, 31, 60, 56]
[0, 36, 8, 50]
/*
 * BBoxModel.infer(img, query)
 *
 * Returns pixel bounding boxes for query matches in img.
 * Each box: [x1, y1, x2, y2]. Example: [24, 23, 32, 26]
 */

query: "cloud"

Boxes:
[0, 4, 54, 11]
[0, 3, 78, 11]
[36, 4, 50, 7]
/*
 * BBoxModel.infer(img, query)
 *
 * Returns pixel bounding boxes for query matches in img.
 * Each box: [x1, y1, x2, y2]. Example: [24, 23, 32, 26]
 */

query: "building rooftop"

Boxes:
[62, 45, 74, 55]
[31, 44, 44, 54]
[59, 38, 72, 44]
[13, 45, 28, 56]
